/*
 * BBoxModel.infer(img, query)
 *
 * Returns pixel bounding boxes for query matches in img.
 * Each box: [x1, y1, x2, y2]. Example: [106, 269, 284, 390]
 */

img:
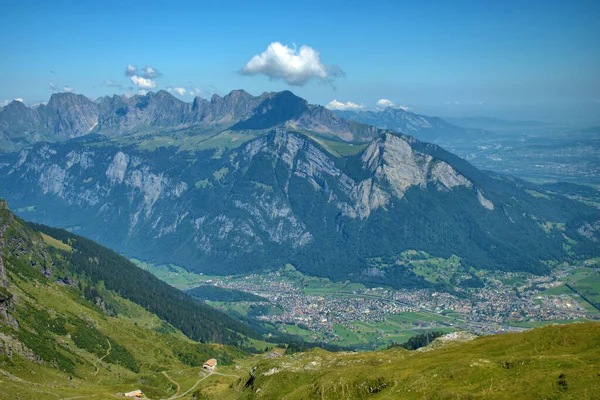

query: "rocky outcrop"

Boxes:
[359, 133, 472, 208]
[577, 220, 600, 242]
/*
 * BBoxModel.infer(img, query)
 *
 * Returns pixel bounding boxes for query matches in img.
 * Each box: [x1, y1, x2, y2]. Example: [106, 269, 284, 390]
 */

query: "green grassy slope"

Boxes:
[0, 201, 249, 399]
[29, 222, 259, 346]
[232, 322, 600, 400]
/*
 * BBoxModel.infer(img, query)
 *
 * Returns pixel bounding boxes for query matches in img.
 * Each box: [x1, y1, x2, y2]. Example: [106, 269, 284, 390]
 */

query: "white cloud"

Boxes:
[49, 82, 74, 93]
[104, 80, 124, 89]
[241, 42, 343, 86]
[125, 64, 161, 79]
[130, 75, 156, 90]
[125, 64, 137, 77]
[325, 99, 365, 111]
[0, 98, 25, 107]
[188, 88, 202, 96]
[137, 89, 148, 96]
[376, 99, 410, 111]
[167, 87, 186, 96]
[141, 66, 160, 79]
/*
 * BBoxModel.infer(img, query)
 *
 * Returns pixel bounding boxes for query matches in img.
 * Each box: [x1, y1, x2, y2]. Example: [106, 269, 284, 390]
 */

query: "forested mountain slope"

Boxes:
[1, 91, 599, 290]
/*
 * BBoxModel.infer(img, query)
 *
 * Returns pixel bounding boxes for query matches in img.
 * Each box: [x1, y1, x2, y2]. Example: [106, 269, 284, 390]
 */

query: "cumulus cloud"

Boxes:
[125, 64, 137, 77]
[167, 87, 186, 96]
[165, 85, 203, 97]
[1, 98, 24, 107]
[325, 99, 365, 111]
[141, 66, 161, 79]
[130, 75, 156, 90]
[125, 64, 161, 79]
[241, 42, 344, 86]
[376, 99, 410, 111]
[49, 82, 74, 93]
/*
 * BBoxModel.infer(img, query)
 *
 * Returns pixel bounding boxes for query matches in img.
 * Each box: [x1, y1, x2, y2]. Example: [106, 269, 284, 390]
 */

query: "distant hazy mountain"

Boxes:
[334, 107, 491, 142]
[443, 116, 549, 132]
[0, 90, 598, 290]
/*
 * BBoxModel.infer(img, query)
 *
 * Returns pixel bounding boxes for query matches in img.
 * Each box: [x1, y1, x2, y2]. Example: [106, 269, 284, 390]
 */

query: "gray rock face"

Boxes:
[358, 133, 473, 212]
[577, 220, 600, 242]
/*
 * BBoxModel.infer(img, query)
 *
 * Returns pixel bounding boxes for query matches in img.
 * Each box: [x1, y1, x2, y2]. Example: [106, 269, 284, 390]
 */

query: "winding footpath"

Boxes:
[164, 370, 241, 400]
[93, 339, 112, 376]
[161, 371, 181, 398]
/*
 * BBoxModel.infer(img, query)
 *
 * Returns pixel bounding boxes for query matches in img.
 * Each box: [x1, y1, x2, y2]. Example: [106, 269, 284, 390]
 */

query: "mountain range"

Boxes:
[0, 90, 599, 290]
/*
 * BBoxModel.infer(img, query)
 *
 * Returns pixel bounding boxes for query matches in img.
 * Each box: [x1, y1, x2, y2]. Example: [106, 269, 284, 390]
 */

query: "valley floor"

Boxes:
[138, 256, 600, 350]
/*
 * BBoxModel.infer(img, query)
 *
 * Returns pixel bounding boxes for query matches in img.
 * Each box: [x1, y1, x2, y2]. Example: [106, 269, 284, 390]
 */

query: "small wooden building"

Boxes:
[124, 389, 144, 398]
[203, 358, 217, 371]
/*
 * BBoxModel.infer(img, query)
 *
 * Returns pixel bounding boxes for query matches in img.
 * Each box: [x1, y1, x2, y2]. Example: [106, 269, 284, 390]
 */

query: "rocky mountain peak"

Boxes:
[47, 92, 94, 109]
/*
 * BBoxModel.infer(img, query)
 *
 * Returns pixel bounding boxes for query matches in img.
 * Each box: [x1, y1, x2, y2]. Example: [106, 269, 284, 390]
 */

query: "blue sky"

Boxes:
[1, 0, 599, 123]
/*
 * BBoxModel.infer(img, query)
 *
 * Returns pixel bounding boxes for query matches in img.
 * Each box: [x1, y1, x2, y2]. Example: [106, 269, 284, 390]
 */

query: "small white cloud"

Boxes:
[125, 64, 137, 77]
[125, 64, 161, 79]
[103, 80, 124, 89]
[130, 75, 156, 90]
[376, 99, 410, 111]
[241, 42, 343, 86]
[50, 82, 74, 93]
[167, 87, 186, 96]
[188, 88, 202, 96]
[137, 89, 148, 96]
[325, 99, 365, 111]
[0, 98, 23, 106]
[141, 66, 160, 79]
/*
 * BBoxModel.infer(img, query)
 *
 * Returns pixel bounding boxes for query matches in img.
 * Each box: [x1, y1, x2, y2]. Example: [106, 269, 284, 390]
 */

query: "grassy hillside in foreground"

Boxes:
[229, 322, 600, 400]
[2, 315, 599, 399]
[0, 198, 257, 398]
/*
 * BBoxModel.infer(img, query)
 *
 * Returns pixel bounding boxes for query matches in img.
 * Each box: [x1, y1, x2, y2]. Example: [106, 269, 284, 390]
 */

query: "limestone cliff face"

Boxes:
[1, 128, 592, 279]
[1, 130, 496, 259]
[241, 130, 494, 220]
